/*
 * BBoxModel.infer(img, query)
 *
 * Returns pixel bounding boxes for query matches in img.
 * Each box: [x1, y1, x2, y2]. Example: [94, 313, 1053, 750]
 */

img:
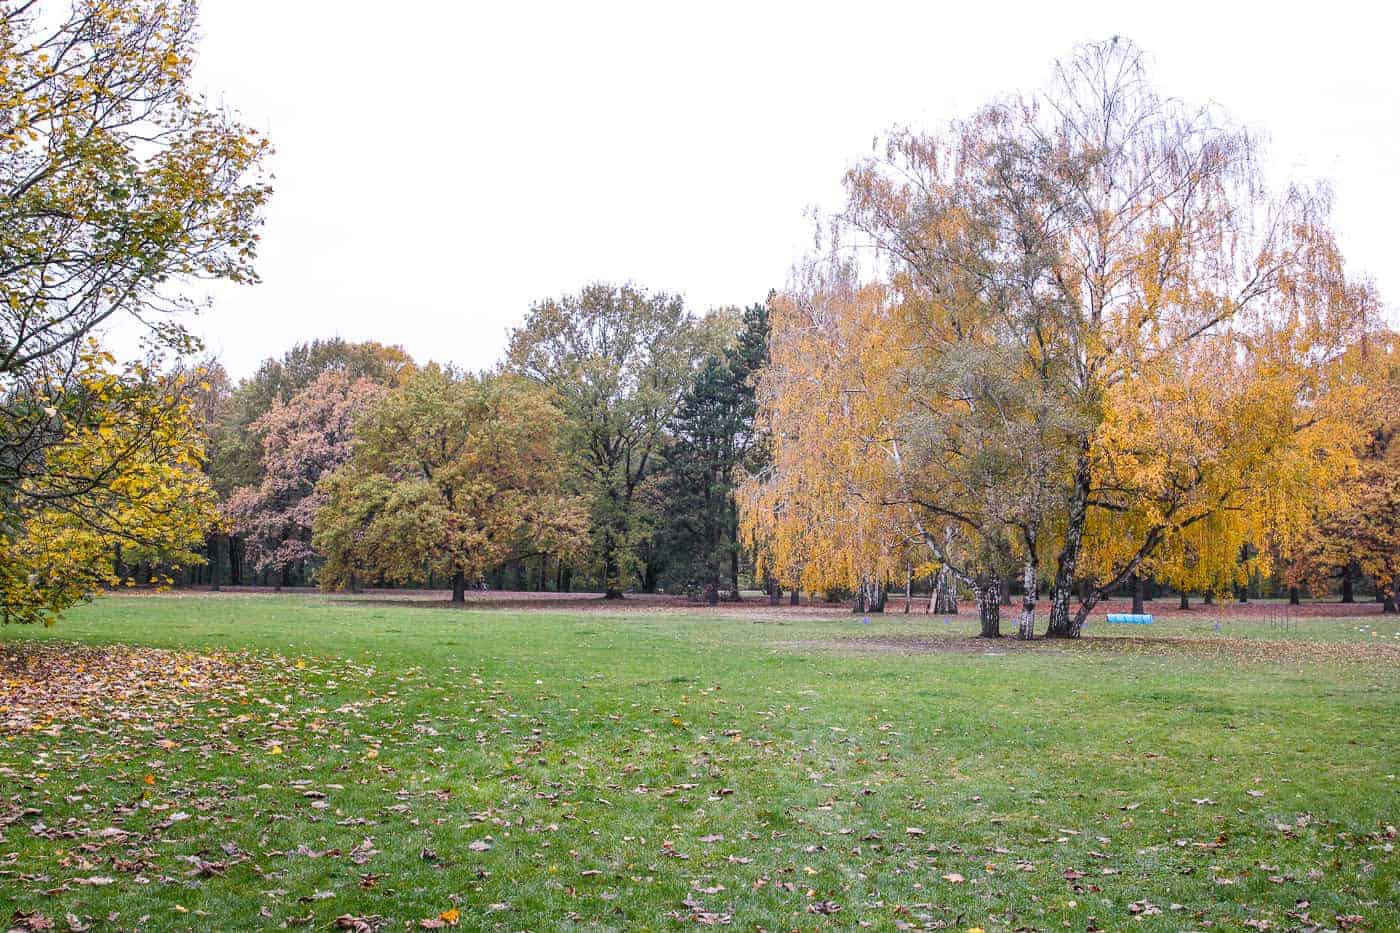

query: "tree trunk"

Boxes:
[451, 571, 467, 604]
[1289, 586, 1301, 606]
[1046, 448, 1091, 638]
[870, 581, 886, 613]
[207, 534, 222, 591]
[852, 579, 886, 614]
[229, 536, 242, 586]
[1341, 564, 1355, 603]
[602, 524, 624, 599]
[704, 581, 720, 606]
[931, 566, 958, 614]
[1130, 573, 1144, 615]
[1000, 574, 1012, 607]
[904, 565, 913, 613]
[1203, 590, 1214, 605]
[1179, 591, 1190, 610]
[789, 587, 799, 606]
[975, 577, 1001, 638]
[1383, 578, 1398, 614]
[1016, 559, 1037, 640]
[727, 530, 742, 602]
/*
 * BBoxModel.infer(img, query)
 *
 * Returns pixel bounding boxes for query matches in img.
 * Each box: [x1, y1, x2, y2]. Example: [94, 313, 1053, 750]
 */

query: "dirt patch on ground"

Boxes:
[793, 633, 1400, 666]
[179, 586, 1389, 620]
[781, 635, 1061, 657]
[341, 591, 705, 613]
[0, 642, 278, 735]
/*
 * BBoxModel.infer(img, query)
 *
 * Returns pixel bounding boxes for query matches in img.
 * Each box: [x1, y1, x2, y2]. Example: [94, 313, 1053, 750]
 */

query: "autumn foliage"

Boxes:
[742, 38, 1393, 636]
[0, 0, 270, 621]
[313, 367, 589, 601]
[3, 11, 1394, 629]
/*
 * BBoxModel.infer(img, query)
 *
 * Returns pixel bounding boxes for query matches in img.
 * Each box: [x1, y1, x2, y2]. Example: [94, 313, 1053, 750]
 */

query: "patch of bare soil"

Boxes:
[217, 587, 1389, 619]
[795, 633, 1400, 666]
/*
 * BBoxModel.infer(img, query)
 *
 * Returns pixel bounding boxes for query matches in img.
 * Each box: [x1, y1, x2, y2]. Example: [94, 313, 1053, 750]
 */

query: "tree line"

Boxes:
[187, 294, 771, 606]
[2, 6, 1395, 629]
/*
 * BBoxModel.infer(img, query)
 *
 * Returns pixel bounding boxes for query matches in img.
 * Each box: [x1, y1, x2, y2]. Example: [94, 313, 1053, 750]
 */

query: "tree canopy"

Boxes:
[742, 37, 1384, 636]
[226, 371, 385, 583]
[0, 0, 269, 620]
[507, 284, 702, 598]
[313, 367, 588, 601]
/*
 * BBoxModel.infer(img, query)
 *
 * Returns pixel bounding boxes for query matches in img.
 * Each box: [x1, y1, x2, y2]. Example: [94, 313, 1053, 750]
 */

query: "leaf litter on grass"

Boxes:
[0, 641, 348, 928]
[0, 642, 281, 735]
[1, 613, 1395, 931]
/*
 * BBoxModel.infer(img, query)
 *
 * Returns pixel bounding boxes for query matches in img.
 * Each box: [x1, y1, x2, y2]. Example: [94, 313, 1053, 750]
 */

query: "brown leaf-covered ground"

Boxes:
[0, 643, 280, 735]
[120, 585, 1396, 619]
[802, 632, 1400, 665]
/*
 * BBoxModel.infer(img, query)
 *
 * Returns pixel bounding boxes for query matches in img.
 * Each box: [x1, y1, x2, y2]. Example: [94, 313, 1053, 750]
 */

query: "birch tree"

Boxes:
[827, 37, 1376, 637]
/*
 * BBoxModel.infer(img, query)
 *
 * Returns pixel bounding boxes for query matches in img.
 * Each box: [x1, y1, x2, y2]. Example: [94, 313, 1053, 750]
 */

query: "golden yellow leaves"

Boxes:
[418, 907, 460, 928]
[742, 273, 910, 593]
[0, 348, 218, 624]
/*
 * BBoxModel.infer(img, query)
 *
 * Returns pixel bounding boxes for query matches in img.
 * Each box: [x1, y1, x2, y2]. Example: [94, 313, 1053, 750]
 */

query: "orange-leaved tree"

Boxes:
[764, 38, 1380, 638]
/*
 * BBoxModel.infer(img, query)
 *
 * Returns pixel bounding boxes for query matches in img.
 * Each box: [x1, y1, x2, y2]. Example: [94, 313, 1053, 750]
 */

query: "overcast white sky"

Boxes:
[168, 0, 1397, 377]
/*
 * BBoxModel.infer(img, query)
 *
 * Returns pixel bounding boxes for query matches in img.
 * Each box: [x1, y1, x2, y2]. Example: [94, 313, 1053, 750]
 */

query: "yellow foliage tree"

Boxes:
[0, 347, 219, 624]
[741, 268, 911, 612]
[746, 38, 1381, 638]
[1289, 330, 1400, 608]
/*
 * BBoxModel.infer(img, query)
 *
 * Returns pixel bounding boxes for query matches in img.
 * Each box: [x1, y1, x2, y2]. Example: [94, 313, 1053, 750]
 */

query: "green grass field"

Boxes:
[2, 594, 1397, 931]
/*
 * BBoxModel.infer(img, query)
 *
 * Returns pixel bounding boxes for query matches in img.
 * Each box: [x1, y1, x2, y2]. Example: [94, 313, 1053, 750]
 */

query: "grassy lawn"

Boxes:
[1, 595, 1396, 931]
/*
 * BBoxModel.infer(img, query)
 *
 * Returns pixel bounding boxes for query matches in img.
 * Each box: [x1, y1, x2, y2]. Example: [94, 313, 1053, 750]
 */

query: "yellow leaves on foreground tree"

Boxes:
[1, 0, 272, 374]
[0, 347, 218, 625]
[1, 1, 270, 623]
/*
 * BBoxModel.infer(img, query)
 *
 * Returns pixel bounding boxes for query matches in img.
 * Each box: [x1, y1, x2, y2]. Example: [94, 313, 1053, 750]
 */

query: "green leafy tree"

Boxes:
[507, 284, 700, 598]
[313, 367, 588, 602]
[654, 303, 769, 603]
